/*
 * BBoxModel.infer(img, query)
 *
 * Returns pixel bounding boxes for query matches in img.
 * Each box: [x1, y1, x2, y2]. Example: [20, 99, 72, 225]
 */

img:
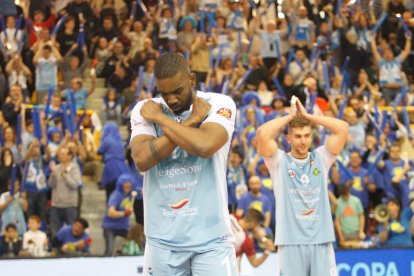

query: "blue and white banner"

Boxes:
[0, 248, 413, 276]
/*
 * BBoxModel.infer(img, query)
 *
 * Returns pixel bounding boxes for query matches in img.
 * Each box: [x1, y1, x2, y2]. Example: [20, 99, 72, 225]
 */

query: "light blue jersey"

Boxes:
[130, 91, 236, 251]
[264, 146, 336, 245]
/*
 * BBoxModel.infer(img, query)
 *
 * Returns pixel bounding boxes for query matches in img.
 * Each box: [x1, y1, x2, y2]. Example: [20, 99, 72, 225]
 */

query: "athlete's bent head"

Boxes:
[154, 53, 196, 114]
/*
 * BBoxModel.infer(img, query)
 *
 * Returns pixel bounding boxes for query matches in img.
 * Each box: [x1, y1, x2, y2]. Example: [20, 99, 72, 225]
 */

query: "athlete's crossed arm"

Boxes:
[131, 97, 228, 171]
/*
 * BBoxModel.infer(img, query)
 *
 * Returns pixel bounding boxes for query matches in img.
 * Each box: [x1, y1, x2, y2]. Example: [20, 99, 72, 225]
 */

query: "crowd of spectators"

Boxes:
[0, 0, 413, 258]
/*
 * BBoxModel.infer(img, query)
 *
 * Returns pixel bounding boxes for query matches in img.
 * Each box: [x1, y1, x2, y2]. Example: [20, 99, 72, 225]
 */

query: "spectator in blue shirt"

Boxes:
[378, 199, 414, 247]
[102, 174, 135, 256]
[236, 175, 272, 228]
[53, 218, 91, 256]
[98, 122, 129, 201]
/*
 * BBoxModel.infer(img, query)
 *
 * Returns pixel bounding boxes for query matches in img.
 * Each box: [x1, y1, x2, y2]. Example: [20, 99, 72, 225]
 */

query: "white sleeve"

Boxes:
[315, 145, 337, 171]
[263, 149, 284, 175]
[202, 95, 236, 138]
[130, 100, 157, 141]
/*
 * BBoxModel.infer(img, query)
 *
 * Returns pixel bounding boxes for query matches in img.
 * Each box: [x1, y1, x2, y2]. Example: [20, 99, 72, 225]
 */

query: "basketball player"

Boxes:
[130, 53, 238, 275]
[256, 96, 349, 276]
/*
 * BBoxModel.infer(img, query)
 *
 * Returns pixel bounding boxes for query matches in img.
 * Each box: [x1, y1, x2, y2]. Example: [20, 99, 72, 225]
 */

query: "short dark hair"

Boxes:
[288, 116, 311, 132]
[338, 185, 349, 196]
[154, 53, 189, 80]
[231, 147, 244, 160]
[75, 218, 89, 229]
[5, 223, 17, 231]
[244, 208, 264, 224]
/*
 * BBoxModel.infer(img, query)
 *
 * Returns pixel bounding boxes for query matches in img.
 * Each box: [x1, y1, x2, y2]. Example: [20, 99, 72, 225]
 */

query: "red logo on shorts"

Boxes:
[169, 198, 190, 209]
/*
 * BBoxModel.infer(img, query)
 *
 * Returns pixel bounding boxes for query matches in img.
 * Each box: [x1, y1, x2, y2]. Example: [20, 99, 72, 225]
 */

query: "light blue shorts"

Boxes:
[277, 243, 337, 276]
[143, 243, 238, 276]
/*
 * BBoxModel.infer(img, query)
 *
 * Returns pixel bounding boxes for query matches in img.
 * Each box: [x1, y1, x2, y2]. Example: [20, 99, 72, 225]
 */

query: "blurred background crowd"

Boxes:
[0, 0, 413, 258]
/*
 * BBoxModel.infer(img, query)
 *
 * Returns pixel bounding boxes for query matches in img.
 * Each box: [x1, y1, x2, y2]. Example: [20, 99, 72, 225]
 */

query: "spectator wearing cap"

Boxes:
[177, 16, 197, 53]
[102, 174, 135, 256]
[53, 218, 92, 256]
[98, 122, 129, 201]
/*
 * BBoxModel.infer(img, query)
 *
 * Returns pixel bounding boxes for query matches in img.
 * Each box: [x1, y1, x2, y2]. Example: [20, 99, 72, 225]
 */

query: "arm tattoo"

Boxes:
[149, 139, 164, 162]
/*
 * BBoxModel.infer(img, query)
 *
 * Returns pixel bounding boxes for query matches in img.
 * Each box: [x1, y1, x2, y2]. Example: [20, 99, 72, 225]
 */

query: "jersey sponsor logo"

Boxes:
[162, 205, 199, 217]
[158, 164, 202, 178]
[217, 107, 232, 119]
[300, 209, 316, 216]
[288, 169, 295, 178]
[169, 198, 190, 209]
[160, 180, 198, 191]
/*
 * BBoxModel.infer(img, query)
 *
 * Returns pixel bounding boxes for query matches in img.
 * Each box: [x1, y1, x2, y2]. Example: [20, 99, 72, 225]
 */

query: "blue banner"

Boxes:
[336, 248, 414, 276]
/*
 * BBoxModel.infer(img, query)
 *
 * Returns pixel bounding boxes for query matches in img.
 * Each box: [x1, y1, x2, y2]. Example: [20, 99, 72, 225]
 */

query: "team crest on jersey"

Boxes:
[313, 168, 319, 176]
[217, 107, 232, 119]
[288, 169, 295, 178]
[310, 159, 315, 165]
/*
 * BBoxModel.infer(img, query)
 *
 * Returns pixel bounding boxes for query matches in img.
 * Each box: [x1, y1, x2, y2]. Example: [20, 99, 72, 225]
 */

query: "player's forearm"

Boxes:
[132, 118, 201, 171]
[257, 114, 293, 140]
[155, 114, 226, 158]
[249, 253, 269, 267]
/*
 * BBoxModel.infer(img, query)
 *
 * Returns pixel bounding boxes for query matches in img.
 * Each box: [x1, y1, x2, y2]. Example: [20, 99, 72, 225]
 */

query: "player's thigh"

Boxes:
[191, 245, 238, 276]
[277, 245, 308, 276]
[310, 243, 337, 276]
[143, 243, 191, 276]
